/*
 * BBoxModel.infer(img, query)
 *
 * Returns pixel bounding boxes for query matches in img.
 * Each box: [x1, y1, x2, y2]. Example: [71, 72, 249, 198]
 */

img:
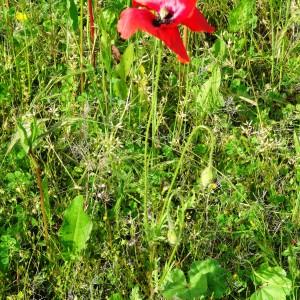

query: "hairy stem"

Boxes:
[87, 0, 95, 67]
[144, 43, 162, 238]
[29, 151, 49, 242]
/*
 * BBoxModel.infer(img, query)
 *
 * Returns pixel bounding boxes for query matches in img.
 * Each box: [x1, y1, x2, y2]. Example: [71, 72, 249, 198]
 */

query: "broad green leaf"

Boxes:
[162, 259, 228, 299]
[113, 78, 128, 99]
[250, 285, 286, 300]
[212, 38, 227, 60]
[294, 131, 300, 155]
[59, 195, 93, 258]
[228, 0, 257, 32]
[188, 259, 228, 299]
[30, 119, 39, 146]
[252, 265, 292, 296]
[6, 131, 20, 156]
[162, 268, 189, 299]
[250, 265, 292, 300]
[7, 119, 44, 156]
[17, 122, 30, 154]
[196, 65, 223, 117]
[0, 235, 17, 272]
[101, 30, 112, 74]
[116, 43, 134, 81]
[188, 272, 208, 298]
[67, 0, 78, 31]
[109, 293, 123, 300]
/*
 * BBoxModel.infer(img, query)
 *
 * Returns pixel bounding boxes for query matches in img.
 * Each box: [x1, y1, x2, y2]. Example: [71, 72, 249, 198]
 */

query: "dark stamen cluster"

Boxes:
[152, 12, 173, 27]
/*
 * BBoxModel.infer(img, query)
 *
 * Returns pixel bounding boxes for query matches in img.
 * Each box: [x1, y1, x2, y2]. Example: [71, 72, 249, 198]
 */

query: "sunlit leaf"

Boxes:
[212, 38, 227, 60]
[17, 122, 30, 154]
[68, 0, 78, 31]
[113, 77, 128, 99]
[101, 30, 112, 74]
[162, 259, 228, 299]
[162, 268, 190, 299]
[59, 195, 93, 259]
[0, 235, 17, 272]
[250, 285, 286, 300]
[228, 0, 257, 32]
[116, 43, 134, 81]
[109, 293, 123, 300]
[197, 65, 223, 116]
[188, 259, 228, 299]
[250, 264, 292, 300]
[294, 131, 300, 155]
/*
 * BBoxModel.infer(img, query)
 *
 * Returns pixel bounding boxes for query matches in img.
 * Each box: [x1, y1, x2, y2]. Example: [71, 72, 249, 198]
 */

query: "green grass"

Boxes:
[1, 0, 300, 299]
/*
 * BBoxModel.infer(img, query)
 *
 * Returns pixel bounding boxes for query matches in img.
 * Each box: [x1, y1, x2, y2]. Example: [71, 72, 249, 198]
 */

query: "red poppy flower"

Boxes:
[117, 0, 214, 63]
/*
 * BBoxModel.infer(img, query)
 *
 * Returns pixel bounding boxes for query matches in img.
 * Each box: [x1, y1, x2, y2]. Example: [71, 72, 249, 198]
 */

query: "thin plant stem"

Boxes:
[269, 0, 275, 84]
[87, 0, 95, 67]
[174, 27, 189, 140]
[143, 44, 163, 298]
[158, 125, 216, 231]
[183, 26, 188, 48]
[29, 151, 49, 242]
[151, 41, 162, 145]
[160, 201, 187, 285]
[158, 127, 215, 284]
[143, 42, 162, 238]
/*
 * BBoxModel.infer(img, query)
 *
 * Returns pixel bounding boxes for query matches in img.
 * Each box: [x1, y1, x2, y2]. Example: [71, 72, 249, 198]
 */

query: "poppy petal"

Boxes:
[165, 0, 196, 24]
[117, 8, 189, 63]
[117, 8, 155, 39]
[133, 0, 197, 25]
[156, 26, 190, 63]
[132, 0, 161, 11]
[181, 8, 215, 33]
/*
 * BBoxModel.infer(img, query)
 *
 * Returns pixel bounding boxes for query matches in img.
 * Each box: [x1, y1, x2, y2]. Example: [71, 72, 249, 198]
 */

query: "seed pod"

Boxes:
[201, 165, 214, 188]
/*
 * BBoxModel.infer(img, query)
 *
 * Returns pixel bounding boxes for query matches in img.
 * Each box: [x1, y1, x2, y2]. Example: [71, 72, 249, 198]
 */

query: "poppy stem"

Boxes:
[151, 42, 162, 144]
[87, 0, 95, 68]
[28, 150, 49, 244]
[144, 43, 163, 239]
[143, 42, 163, 298]
[159, 125, 215, 284]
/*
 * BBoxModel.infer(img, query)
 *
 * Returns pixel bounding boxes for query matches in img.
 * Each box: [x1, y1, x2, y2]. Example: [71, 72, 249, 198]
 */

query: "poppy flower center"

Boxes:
[152, 7, 174, 27]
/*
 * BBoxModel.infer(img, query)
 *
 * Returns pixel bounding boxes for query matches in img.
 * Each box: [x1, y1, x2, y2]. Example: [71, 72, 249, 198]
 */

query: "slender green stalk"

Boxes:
[24, 33, 31, 100]
[160, 201, 187, 284]
[142, 43, 163, 299]
[159, 125, 215, 226]
[87, 0, 95, 67]
[151, 41, 162, 145]
[269, 0, 275, 84]
[157, 126, 216, 285]
[173, 29, 190, 141]
[143, 43, 162, 238]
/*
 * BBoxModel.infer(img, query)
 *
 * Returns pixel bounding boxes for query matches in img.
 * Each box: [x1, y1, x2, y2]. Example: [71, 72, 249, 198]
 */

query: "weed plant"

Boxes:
[0, 0, 300, 299]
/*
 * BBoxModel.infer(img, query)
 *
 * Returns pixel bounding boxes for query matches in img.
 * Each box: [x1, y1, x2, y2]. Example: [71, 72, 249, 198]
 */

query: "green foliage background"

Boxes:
[0, 0, 300, 298]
